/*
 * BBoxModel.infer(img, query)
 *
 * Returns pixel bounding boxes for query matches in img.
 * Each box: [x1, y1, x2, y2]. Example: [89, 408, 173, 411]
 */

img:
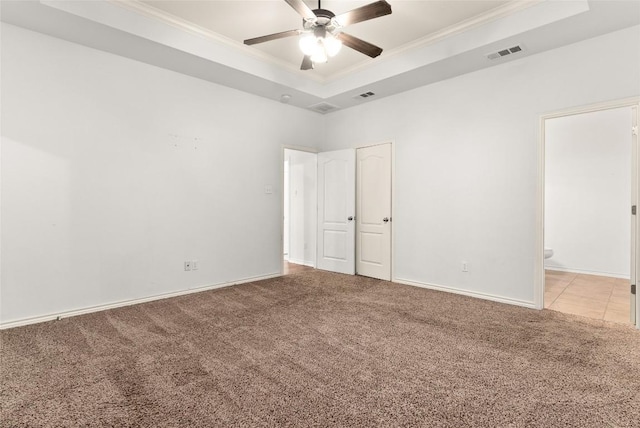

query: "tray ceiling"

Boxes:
[139, 0, 510, 79]
[2, 1, 639, 113]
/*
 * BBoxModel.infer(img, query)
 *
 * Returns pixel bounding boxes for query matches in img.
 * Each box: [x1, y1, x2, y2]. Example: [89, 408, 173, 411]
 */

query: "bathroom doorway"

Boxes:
[539, 100, 639, 326]
[282, 148, 317, 275]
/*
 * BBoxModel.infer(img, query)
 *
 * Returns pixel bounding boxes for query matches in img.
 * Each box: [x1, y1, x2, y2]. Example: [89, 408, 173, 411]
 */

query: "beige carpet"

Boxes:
[2, 270, 639, 427]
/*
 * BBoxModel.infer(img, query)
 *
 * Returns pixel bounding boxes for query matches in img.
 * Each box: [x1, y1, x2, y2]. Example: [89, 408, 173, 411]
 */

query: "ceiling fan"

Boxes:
[244, 0, 392, 70]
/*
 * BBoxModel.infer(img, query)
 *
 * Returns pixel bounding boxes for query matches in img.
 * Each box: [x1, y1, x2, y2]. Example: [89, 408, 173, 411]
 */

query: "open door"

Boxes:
[317, 149, 356, 274]
[632, 104, 638, 326]
[356, 143, 392, 280]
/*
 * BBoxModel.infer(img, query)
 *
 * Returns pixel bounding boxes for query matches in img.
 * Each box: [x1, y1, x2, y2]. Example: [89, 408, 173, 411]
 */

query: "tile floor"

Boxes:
[545, 270, 632, 324]
[283, 260, 315, 275]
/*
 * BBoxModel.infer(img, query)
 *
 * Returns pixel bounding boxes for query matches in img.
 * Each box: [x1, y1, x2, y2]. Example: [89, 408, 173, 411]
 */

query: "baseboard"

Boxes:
[0, 272, 281, 330]
[393, 278, 537, 309]
[544, 266, 630, 280]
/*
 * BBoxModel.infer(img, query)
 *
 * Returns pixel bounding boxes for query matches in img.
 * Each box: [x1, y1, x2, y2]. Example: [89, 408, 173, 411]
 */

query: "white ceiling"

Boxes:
[139, 0, 510, 79]
[2, 1, 639, 113]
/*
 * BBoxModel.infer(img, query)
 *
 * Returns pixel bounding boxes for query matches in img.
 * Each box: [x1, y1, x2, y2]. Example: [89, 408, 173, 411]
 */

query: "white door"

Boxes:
[317, 149, 356, 274]
[632, 104, 638, 326]
[356, 143, 392, 280]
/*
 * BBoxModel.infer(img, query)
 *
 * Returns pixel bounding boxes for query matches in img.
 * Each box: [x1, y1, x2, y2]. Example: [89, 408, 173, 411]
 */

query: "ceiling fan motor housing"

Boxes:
[244, 0, 392, 70]
[313, 26, 327, 38]
[313, 9, 335, 19]
[304, 9, 336, 30]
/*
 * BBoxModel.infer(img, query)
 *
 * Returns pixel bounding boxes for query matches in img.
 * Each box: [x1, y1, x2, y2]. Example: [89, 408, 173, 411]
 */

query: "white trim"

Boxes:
[394, 278, 536, 309]
[112, 0, 540, 85]
[391, 141, 396, 283]
[536, 96, 640, 326]
[540, 97, 640, 121]
[282, 145, 318, 154]
[631, 114, 638, 313]
[545, 267, 630, 280]
[0, 273, 281, 330]
[534, 112, 546, 310]
[325, 0, 542, 82]
[0, 49, 3, 325]
[108, 0, 325, 83]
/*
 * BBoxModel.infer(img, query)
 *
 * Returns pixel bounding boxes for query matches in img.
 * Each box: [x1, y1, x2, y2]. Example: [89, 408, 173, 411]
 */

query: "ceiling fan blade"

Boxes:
[336, 33, 383, 58]
[284, 0, 317, 21]
[334, 0, 392, 27]
[244, 29, 301, 46]
[301, 55, 313, 70]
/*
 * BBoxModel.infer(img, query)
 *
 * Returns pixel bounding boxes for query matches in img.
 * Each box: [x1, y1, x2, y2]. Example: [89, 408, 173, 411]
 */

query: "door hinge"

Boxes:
[633, 126, 638, 136]
[632, 284, 636, 295]
[633, 205, 637, 215]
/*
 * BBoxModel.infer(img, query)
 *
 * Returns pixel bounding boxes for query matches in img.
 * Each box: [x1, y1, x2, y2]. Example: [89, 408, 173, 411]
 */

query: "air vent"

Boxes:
[359, 91, 375, 98]
[487, 45, 524, 60]
[308, 102, 340, 114]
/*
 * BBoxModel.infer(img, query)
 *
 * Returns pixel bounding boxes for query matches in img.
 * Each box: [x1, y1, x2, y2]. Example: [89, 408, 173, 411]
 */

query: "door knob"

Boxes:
[347, 216, 354, 221]
[383, 217, 389, 223]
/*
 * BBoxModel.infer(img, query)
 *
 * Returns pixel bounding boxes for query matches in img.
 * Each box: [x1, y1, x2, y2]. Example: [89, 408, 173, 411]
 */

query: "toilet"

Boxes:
[544, 248, 554, 259]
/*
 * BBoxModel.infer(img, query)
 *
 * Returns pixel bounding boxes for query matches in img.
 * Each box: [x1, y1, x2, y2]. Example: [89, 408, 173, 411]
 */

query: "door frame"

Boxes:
[355, 141, 396, 281]
[280, 145, 318, 275]
[535, 97, 640, 328]
[280, 142, 395, 280]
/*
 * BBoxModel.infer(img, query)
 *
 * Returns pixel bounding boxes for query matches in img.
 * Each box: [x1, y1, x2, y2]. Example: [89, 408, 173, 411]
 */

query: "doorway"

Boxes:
[281, 143, 393, 280]
[538, 99, 639, 327]
[283, 148, 317, 274]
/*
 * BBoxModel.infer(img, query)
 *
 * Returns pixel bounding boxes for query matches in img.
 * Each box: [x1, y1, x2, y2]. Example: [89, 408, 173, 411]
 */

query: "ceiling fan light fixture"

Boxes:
[299, 33, 342, 64]
[324, 33, 342, 57]
[245, 0, 391, 71]
[310, 41, 328, 63]
[299, 34, 316, 56]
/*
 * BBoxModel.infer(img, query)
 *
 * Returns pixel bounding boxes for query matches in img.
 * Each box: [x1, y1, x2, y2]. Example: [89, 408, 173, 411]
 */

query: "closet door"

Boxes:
[317, 149, 356, 274]
[356, 143, 392, 281]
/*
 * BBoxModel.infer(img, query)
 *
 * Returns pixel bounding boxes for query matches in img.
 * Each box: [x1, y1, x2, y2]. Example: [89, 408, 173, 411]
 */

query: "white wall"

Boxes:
[284, 149, 317, 266]
[323, 26, 640, 305]
[2, 23, 639, 326]
[0, 24, 321, 325]
[545, 107, 631, 278]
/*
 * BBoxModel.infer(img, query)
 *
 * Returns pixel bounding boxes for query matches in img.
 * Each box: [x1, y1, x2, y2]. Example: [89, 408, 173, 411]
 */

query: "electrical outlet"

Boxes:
[462, 262, 469, 272]
[265, 185, 273, 194]
[192, 260, 199, 270]
[184, 261, 191, 271]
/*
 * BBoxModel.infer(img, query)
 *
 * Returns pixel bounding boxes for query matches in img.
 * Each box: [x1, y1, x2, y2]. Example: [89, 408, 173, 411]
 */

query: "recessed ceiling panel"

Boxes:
[141, 0, 510, 77]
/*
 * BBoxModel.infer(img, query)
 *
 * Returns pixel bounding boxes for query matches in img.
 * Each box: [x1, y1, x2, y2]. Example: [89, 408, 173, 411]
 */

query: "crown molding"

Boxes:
[109, 0, 542, 85]
[108, 0, 326, 83]
[324, 0, 543, 82]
